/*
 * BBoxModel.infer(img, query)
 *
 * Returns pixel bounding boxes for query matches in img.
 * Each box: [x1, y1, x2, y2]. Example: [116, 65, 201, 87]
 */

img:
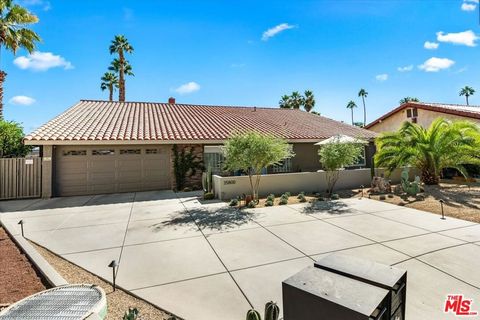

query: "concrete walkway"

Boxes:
[1, 192, 479, 319]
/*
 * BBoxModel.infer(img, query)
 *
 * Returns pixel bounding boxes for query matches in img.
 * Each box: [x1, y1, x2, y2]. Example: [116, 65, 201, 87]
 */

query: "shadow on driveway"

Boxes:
[159, 207, 257, 232]
[299, 200, 357, 215]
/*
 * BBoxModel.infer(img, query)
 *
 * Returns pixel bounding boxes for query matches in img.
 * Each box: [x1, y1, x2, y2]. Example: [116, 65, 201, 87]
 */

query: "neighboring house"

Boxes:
[24, 99, 376, 197]
[365, 101, 480, 133]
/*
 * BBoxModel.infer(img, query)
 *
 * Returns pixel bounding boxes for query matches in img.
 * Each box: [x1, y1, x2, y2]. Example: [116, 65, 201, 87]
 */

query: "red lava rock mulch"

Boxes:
[0, 227, 47, 305]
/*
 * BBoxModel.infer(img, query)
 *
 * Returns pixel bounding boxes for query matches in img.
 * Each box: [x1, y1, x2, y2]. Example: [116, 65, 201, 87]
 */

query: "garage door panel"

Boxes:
[56, 146, 172, 196]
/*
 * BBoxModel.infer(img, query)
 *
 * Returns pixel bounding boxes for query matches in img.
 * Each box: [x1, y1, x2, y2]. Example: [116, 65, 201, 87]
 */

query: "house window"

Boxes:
[272, 158, 292, 173]
[120, 149, 141, 155]
[92, 149, 115, 156]
[406, 109, 412, 118]
[204, 152, 224, 174]
[412, 108, 418, 117]
[146, 148, 159, 154]
[62, 150, 87, 156]
[412, 117, 417, 124]
[346, 148, 366, 167]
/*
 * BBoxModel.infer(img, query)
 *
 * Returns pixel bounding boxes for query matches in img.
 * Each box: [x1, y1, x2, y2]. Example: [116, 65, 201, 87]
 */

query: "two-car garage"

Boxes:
[54, 145, 171, 196]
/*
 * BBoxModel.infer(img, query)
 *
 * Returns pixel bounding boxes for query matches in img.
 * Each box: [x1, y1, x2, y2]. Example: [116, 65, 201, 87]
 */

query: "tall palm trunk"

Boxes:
[109, 84, 113, 101]
[0, 71, 6, 120]
[466, 95, 469, 105]
[421, 169, 439, 185]
[350, 108, 354, 125]
[362, 96, 366, 127]
[118, 50, 125, 101]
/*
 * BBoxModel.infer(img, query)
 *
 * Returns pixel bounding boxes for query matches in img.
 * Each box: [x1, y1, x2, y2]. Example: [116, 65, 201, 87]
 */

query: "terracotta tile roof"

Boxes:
[365, 101, 480, 129]
[25, 100, 376, 143]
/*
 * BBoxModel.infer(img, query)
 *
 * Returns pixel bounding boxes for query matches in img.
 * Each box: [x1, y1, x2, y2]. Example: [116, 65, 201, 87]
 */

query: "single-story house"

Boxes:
[25, 99, 376, 197]
[365, 101, 480, 133]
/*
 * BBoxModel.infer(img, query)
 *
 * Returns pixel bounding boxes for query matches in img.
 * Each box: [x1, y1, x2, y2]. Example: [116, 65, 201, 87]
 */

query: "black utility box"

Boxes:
[283, 266, 391, 320]
[314, 254, 407, 320]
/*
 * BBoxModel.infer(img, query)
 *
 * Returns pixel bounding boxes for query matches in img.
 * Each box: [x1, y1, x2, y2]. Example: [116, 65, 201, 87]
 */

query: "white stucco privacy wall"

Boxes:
[213, 168, 417, 200]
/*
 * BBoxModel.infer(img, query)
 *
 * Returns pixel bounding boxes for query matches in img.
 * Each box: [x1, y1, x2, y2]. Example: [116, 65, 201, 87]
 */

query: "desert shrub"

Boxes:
[247, 201, 256, 208]
[297, 192, 305, 199]
[279, 198, 288, 205]
[203, 192, 215, 200]
[229, 198, 238, 206]
[331, 193, 339, 200]
[265, 200, 274, 206]
[267, 194, 275, 201]
[298, 194, 307, 202]
[284, 192, 291, 197]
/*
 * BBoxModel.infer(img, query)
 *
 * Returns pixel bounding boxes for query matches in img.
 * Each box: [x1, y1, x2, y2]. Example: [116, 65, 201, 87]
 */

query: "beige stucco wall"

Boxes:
[213, 167, 416, 200]
[369, 108, 480, 133]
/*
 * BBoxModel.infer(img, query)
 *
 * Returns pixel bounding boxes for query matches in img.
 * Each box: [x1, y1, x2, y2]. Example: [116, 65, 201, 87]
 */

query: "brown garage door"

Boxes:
[55, 146, 171, 196]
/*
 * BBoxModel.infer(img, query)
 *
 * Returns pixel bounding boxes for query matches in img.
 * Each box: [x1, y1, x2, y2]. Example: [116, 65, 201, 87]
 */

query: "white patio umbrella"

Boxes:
[314, 134, 368, 145]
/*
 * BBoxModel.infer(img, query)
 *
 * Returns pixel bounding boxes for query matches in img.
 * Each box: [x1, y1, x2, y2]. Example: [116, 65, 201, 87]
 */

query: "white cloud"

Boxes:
[21, 0, 51, 11]
[262, 23, 296, 41]
[424, 41, 439, 50]
[375, 74, 388, 81]
[397, 65, 413, 72]
[13, 51, 73, 71]
[9, 96, 36, 106]
[174, 82, 200, 94]
[418, 57, 455, 72]
[436, 30, 479, 47]
[461, 2, 476, 10]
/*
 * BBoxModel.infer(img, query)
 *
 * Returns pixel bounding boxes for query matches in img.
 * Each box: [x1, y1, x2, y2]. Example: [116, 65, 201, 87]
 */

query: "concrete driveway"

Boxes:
[1, 192, 480, 320]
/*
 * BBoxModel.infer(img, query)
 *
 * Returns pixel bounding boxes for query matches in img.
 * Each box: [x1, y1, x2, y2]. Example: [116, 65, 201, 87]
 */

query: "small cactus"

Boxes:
[265, 200, 274, 207]
[123, 308, 139, 320]
[264, 301, 280, 320]
[246, 309, 262, 320]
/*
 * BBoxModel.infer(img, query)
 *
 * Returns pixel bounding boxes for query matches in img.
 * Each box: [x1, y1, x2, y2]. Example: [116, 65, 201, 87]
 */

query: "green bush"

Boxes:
[123, 308, 139, 320]
[298, 194, 307, 203]
[297, 192, 305, 199]
[331, 193, 339, 200]
[203, 192, 215, 200]
[267, 194, 275, 202]
[229, 198, 238, 206]
[284, 192, 291, 197]
[247, 201, 256, 208]
[265, 200, 274, 206]
[279, 198, 288, 205]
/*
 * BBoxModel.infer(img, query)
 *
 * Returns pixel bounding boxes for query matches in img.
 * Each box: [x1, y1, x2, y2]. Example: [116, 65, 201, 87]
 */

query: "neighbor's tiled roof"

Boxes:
[25, 100, 376, 143]
[365, 101, 480, 129]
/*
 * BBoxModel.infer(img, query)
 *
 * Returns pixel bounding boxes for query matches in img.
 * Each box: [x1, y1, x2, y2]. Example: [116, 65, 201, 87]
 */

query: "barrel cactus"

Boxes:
[246, 309, 262, 320]
[264, 301, 280, 320]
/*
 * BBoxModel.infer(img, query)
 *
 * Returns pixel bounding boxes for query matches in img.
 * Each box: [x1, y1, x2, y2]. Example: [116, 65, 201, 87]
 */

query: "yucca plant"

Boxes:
[375, 118, 480, 185]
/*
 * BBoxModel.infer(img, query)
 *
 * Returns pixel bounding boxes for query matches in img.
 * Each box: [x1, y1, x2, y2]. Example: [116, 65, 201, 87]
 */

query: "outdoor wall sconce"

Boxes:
[108, 260, 118, 291]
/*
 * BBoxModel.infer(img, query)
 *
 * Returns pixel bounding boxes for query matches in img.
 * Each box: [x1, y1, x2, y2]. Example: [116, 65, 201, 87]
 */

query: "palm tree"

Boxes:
[399, 97, 419, 104]
[109, 35, 134, 102]
[303, 90, 315, 112]
[290, 91, 303, 109]
[346, 100, 357, 125]
[375, 118, 480, 185]
[0, 1, 40, 119]
[108, 58, 134, 95]
[459, 86, 475, 105]
[358, 88, 368, 127]
[279, 95, 291, 109]
[100, 72, 119, 101]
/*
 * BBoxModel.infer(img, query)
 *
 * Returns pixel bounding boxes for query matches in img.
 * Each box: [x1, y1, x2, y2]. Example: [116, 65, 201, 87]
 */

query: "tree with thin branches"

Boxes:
[346, 100, 357, 125]
[358, 88, 368, 127]
[0, 0, 41, 119]
[109, 35, 134, 102]
[100, 72, 119, 101]
[459, 86, 475, 105]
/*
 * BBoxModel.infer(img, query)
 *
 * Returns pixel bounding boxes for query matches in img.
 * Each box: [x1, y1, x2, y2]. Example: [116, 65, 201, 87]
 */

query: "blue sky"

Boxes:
[5, 0, 480, 133]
